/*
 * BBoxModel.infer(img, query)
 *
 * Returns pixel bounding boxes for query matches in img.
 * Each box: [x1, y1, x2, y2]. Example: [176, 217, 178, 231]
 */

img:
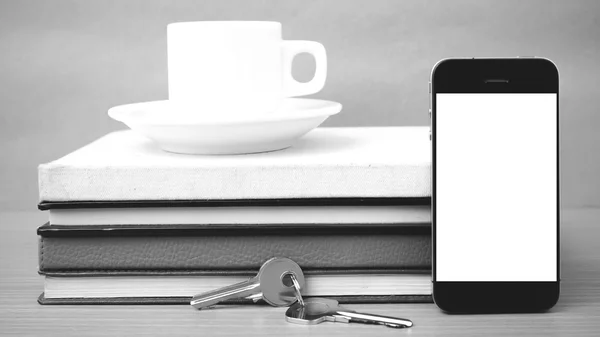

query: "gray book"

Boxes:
[38, 223, 431, 272]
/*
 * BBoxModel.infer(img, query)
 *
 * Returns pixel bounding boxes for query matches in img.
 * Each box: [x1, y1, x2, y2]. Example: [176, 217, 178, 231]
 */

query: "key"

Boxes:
[285, 297, 413, 328]
[190, 257, 305, 309]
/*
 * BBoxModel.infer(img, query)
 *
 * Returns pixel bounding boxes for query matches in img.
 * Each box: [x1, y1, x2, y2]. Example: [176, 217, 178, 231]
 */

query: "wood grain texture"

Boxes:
[1, 209, 599, 336]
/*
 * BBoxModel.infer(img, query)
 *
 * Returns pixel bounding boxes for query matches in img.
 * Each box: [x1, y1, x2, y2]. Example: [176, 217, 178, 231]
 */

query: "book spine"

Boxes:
[38, 294, 433, 305]
[38, 164, 431, 201]
[38, 230, 431, 272]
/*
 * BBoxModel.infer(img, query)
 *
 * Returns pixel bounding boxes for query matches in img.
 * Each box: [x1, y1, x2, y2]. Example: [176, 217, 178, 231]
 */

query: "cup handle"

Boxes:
[281, 40, 327, 97]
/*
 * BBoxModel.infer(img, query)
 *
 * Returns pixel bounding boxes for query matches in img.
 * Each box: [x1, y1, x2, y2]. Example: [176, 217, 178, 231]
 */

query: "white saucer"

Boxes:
[108, 98, 342, 155]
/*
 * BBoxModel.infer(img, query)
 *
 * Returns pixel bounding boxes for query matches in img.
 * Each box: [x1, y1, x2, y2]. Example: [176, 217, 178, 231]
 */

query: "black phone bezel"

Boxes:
[430, 58, 560, 313]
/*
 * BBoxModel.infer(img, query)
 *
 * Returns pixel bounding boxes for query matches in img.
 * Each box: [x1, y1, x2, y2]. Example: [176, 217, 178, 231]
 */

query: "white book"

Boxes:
[44, 273, 431, 299]
[48, 205, 430, 226]
[38, 127, 431, 202]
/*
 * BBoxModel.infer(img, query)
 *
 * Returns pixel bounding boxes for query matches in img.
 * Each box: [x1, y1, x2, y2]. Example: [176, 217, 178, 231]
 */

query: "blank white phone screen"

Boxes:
[435, 94, 557, 282]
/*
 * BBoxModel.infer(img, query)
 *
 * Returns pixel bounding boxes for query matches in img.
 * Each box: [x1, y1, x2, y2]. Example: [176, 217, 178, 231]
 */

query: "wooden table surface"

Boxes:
[1, 208, 599, 336]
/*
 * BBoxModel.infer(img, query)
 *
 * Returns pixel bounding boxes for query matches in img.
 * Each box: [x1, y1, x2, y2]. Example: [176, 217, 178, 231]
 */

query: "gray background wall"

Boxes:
[1, 0, 598, 211]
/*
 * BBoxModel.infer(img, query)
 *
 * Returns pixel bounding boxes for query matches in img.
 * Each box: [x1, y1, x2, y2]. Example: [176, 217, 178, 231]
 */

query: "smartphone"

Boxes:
[430, 58, 559, 313]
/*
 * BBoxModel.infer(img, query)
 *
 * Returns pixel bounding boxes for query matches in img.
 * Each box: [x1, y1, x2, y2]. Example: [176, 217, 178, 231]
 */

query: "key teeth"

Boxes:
[332, 315, 351, 323]
[190, 299, 216, 310]
[245, 292, 263, 303]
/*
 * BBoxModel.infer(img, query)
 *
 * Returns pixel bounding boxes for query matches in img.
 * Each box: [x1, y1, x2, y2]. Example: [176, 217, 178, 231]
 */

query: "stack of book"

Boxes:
[37, 126, 432, 304]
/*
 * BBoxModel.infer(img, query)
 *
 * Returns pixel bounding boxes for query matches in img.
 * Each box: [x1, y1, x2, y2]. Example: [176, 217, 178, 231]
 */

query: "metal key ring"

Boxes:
[289, 273, 305, 306]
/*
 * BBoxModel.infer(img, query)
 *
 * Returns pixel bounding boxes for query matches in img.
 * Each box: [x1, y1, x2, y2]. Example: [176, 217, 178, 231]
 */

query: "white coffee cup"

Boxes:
[167, 21, 327, 118]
